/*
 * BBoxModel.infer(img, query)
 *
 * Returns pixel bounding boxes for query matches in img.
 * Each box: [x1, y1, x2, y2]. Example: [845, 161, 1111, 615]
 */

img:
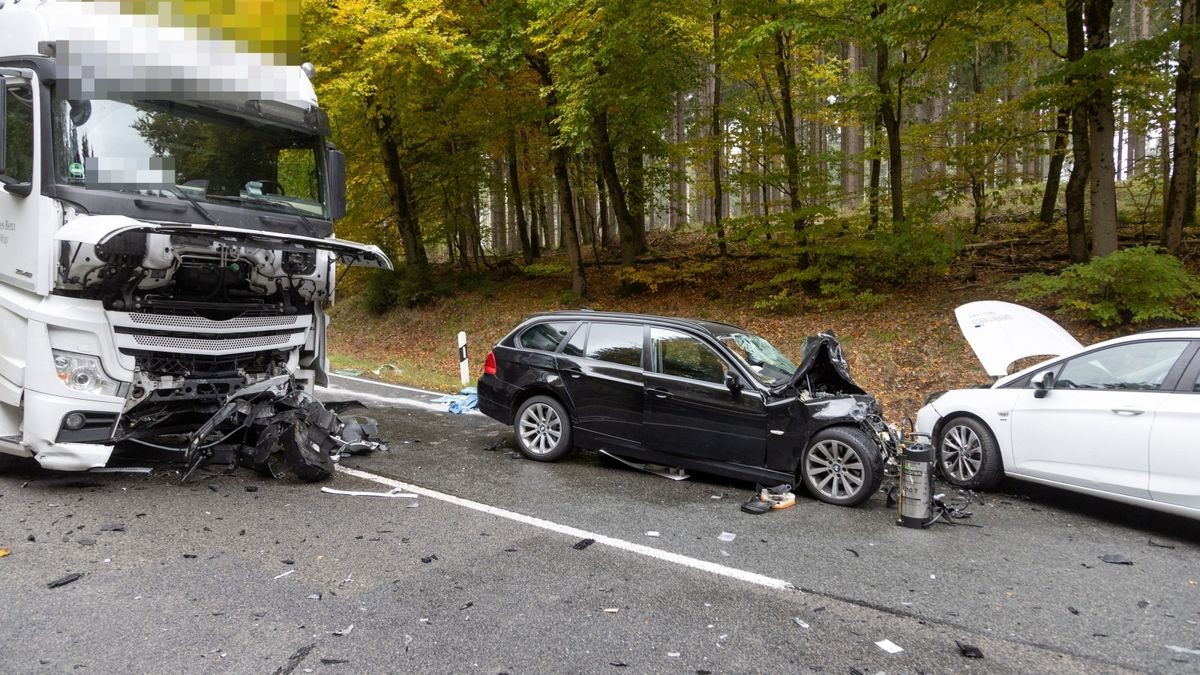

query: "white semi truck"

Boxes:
[0, 0, 391, 479]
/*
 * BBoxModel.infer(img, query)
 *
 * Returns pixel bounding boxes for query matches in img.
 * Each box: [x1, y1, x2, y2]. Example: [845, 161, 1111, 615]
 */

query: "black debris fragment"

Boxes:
[1068, 607, 1080, 615]
[573, 538, 596, 550]
[609, 662, 628, 668]
[844, 548, 860, 558]
[1138, 600, 1150, 609]
[1148, 539, 1176, 550]
[77, 537, 96, 546]
[421, 554, 439, 564]
[281, 559, 295, 565]
[1100, 554, 1134, 565]
[740, 495, 772, 514]
[47, 573, 83, 589]
[207, 485, 219, 493]
[246, 486, 259, 493]
[271, 643, 316, 675]
[99, 524, 125, 532]
[26, 534, 34, 542]
[320, 658, 350, 665]
[956, 640, 984, 659]
[183, 553, 198, 559]
[460, 602, 474, 610]
[508, 451, 522, 459]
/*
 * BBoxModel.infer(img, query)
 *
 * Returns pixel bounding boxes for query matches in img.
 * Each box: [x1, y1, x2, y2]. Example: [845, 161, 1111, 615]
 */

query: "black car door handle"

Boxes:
[647, 387, 672, 399]
[561, 364, 583, 379]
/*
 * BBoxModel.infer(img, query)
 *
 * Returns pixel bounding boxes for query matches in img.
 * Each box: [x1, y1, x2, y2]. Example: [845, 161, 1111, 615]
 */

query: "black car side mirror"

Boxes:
[724, 371, 742, 393]
[1034, 372, 1054, 399]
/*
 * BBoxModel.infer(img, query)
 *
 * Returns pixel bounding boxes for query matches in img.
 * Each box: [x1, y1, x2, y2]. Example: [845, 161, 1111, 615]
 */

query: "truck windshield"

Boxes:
[52, 98, 327, 217]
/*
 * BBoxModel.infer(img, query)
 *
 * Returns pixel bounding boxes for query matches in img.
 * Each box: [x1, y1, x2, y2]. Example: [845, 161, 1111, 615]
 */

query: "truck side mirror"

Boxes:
[328, 149, 346, 220]
[1033, 371, 1054, 399]
[0, 75, 7, 175]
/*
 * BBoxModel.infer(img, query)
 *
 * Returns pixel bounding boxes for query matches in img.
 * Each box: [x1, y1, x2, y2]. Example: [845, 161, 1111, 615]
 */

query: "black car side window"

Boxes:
[518, 322, 577, 352]
[562, 323, 588, 356]
[651, 328, 727, 384]
[584, 323, 643, 367]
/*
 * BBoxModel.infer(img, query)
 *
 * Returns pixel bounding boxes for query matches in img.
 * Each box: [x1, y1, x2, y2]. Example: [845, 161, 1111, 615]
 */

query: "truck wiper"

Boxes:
[170, 187, 217, 225]
[207, 194, 320, 238]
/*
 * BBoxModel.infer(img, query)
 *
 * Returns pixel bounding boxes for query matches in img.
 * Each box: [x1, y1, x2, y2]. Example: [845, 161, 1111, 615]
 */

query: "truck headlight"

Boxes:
[52, 350, 122, 397]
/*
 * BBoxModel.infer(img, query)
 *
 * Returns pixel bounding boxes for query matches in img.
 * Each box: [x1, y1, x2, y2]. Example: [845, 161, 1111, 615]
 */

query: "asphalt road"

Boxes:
[1, 373, 1197, 673]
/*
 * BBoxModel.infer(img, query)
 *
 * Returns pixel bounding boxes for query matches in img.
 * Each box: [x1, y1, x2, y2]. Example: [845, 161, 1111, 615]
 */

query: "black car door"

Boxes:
[643, 327, 768, 466]
[556, 322, 645, 448]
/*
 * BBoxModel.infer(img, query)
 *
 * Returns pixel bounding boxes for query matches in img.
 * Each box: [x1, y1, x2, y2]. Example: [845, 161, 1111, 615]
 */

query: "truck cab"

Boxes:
[0, 0, 391, 477]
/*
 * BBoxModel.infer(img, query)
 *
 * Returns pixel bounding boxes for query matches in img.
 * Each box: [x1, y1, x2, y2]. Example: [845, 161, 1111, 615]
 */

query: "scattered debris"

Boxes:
[274, 570, 295, 580]
[460, 602, 473, 610]
[320, 487, 418, 499]
[1100, 554, 1134, 565]
[90, 467, 153, 473]
[46, 572, 83, 589]
[603, 608, 620, 613]
[792, 617, 810, 629]
[183, 553, 197, 559]
[98, 524, 125, 532]
[875, 639, 904, 654]
[1138, 600, 1150, 609]
[1167, 645, 1200, 656]
[956, 640, 984, 659]
[421, 554, 438, 564]
[573, 538, 596, 550]
[271, 643, 316, 675]
[609, 662, 628, 667]
[740, 494, 772, 514]
[432, 387, 479, 414]
[718, 532, 736, 543]
[0, 548, 9, 558]
[245, 486, 259, 493]
[331, 624, 354, 637]
[598, 450, 689, 481]
[645, 531, 660, 538]
[1068, 607, 1080, 615]
[844, 548, 860, 558]
[307, 594, 321, 600]
[1148, 539, 1176, 550]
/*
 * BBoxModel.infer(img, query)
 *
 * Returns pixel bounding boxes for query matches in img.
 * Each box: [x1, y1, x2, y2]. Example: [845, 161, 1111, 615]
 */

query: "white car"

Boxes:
[916, 301, 1200, 519]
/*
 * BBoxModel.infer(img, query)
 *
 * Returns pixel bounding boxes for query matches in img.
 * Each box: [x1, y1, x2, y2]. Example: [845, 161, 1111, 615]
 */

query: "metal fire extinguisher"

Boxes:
[897, 438, 934, 528]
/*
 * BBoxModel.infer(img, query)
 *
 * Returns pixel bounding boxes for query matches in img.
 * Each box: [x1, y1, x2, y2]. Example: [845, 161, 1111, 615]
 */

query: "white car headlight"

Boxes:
[52, 350, 122, 397]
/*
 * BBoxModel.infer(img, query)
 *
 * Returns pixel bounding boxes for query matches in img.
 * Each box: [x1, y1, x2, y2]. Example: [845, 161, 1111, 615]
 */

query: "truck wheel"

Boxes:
[513, 395, 572, 461]
[799, 426, 883, 507]
[936, 416, 1002, 490]
[283, 420, 335, 482]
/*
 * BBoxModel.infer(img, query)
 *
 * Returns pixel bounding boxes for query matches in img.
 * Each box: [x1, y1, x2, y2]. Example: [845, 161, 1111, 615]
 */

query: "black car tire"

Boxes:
[799, 426, 883, 507]
[513, 395, 573, 462]
[936, 416, 1002, 490]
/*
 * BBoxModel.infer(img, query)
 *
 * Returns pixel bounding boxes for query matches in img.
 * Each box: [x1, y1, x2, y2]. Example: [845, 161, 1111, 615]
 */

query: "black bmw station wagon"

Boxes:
[477, 311, 897, 506]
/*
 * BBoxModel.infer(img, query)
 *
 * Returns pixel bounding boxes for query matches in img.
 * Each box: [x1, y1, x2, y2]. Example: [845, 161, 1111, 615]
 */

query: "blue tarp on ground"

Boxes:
[432, 387, 478, 414]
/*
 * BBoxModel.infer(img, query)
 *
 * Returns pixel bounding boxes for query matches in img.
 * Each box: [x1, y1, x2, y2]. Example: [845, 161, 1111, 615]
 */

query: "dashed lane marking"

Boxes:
[335, 465, 797, 593]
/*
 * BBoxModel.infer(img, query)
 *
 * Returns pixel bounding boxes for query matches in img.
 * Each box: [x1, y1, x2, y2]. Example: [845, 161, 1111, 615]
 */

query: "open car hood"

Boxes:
[955, 301, 1083, 377]
[55, 216, 392, 270]
[783, 331, 866, 396]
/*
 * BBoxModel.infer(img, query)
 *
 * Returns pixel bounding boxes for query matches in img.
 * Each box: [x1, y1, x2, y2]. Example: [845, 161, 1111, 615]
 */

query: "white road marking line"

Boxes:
[336, 465, 797, 592]
[327, 373, 446, 397]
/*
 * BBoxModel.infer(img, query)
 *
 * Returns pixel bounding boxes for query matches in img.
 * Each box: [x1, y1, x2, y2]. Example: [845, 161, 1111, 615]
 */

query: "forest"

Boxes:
[302, 0, 1199, 326]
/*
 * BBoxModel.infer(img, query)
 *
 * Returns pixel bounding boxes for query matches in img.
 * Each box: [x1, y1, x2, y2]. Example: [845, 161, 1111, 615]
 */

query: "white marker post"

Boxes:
[457, 331, 469, 385]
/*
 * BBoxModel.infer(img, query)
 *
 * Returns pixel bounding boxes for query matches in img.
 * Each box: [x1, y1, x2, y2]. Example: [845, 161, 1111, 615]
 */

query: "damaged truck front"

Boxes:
[0, 0, 390, 479]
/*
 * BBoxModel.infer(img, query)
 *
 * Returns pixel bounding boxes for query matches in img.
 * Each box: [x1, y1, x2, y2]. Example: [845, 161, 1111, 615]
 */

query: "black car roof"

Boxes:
[524, 310, 744, 338]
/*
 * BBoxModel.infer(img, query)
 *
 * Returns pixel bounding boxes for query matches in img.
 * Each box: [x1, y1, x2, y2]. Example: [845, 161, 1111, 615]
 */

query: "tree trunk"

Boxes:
[375, 118, 428, 273]
[490, 156, 506, 254]
[1040, 108, 1070, 224]
[868, 111, 882, 232]
[1065, 0, 1090, 262]
[712, 3, 727, 257]
[506, 133, 534, 265]
[773, 28, 805, 239]
[841, 43, 865, 209]
[1085, 0, 1118, 257]
[1164, 0, 1199, 252]
[626, 148, 647, 250]
[593, 110, 639, 266]
[873, 4, 906, 230]
[670, 90, 688, 229]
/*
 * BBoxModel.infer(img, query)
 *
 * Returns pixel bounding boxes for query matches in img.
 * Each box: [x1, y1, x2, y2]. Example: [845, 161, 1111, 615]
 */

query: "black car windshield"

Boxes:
[718, 332, 797, 385]
[52, 98, 327, 217]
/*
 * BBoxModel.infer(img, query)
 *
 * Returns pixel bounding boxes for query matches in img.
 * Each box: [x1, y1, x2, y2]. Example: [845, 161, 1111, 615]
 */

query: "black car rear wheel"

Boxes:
[514, 395, 573, 461]
[799, 426, 883, 507]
